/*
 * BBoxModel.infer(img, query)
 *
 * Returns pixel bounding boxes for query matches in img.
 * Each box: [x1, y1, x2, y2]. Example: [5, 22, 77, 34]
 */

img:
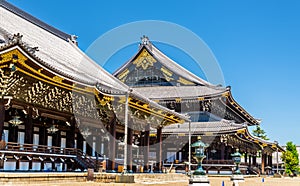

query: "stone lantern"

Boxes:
[230, 149, 244, 183]
[189, 136, 210, 186]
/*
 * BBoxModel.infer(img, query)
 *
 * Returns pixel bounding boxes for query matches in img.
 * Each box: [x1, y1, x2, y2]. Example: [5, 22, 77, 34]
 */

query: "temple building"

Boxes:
[113, 36, 284, 174]
[0, 0, 283, 175]
[0, 1, 187, 172]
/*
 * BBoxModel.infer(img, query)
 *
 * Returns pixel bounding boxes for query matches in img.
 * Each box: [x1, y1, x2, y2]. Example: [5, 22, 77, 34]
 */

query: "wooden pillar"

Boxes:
[244, 152, 248, 163]
[108, 118, 116, 171]
[8, 123, 18, 142]
[0, 100, 5, 140]
[39, 125, 46, 145]
[143, 124, 150, 171]
[249, 155, 252, 166]
[220, 143, 225, 160]
[25, 107, 33, 144]
[16, 159, 20, 170]
[66, 118, 75, 148]
[261, 153, 265, 174]
[253, 155, 257, 166]
[40, 160, 44, 171]
[52, 130, 61, 147]
[94, 134, 101, 172]
[127, 126, 133, 172]
[29, 159, 33, 170]
[77, 132, 83, 151]
[226, 146, 232, 160]
[269, 155, 273, 167]
[86, 138, 92, 156]
[156, 127, 162, 172]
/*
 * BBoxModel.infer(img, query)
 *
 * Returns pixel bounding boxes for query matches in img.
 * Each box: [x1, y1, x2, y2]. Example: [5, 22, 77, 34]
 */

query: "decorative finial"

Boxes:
[70, 35, 78, 46]
[140, 35, 149, 45]
[9, 33, 23, 43]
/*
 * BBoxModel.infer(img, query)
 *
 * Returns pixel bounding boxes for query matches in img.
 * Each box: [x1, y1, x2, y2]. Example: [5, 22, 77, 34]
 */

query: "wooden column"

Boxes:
[220, 143, 225, 160]
[39, 125, 46, 145]
[127, 126, 133, 172]
[0, 100, 5, 140]
[248, 155, 252, 166]
[253, 156, 257, 166]
[156, 127, 162, 172]
[77, 132, 83, 151]
[8, 122, 18, 142]
[66, 118, 75, 148]
[143, 124, 150, 171]
[52, 130, 61, 147]
[244, 152, 248, 163]
[29, 158, 33, 170]
[225, 146, 231, 160]
[85, 135, 92, 156]
[25, 107, 33, 144]
[261, 153, 265, 174]
[108, 118, 116, 171]
[16, 159, 20, 170]
[40, 160, 44, 171]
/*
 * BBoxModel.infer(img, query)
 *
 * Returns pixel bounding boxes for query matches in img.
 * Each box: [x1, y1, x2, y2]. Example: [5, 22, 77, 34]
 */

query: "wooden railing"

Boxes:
[4, 142, 79, 156]
[202, 160, 234, 165]
[1, 142, 98, 169]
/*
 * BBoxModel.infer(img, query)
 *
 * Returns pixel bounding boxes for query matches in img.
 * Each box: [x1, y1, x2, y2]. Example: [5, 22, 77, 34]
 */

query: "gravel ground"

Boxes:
[2, 176, 300, 186]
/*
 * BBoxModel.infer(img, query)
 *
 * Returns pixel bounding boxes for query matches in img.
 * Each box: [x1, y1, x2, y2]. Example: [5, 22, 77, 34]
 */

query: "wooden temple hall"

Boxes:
[0, 1, 283, 174]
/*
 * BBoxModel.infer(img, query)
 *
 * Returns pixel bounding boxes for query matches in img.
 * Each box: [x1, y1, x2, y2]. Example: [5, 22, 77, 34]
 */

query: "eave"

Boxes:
[235, 128, 285, 152]
[223, 88, 259, 126]
[1, 44, 187, 126]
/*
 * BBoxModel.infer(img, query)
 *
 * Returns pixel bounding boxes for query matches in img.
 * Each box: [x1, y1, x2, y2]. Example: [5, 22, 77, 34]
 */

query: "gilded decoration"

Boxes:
[160, 66, 174, 82]
[117, 68, 129, 82]
[177, 77, 195, 85]
[160, 66, 172, 77]
[6, 72, 99, 119]
[0, 49, 27, 65]
[1, 48, 183, 124]
[133, 48, 157, 70]
[1, 48, 92, 94]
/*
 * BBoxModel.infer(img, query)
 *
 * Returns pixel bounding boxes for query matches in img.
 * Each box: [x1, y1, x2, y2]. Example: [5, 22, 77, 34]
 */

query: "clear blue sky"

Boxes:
[7, 0, 300, 145]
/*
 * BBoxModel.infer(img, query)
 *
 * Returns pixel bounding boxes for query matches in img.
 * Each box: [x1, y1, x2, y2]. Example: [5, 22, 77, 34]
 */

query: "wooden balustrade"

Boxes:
[1, 142, 99, 170]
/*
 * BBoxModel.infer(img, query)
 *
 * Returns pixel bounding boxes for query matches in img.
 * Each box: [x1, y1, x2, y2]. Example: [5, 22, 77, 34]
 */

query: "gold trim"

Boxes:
[161, 66, 173, 77]
[2, 49, 93, 94]
[175, 98, 181, 103]
[222, 92, 229, 97]
[237, 129, 246, 134]
[53, 76, 64, 83]
[133, 48, 156, 70]
[2, 48, 183, 124]
[177, 77, 194, 85]
[117, 68, 129, 80]
[198, 97, 204, 101]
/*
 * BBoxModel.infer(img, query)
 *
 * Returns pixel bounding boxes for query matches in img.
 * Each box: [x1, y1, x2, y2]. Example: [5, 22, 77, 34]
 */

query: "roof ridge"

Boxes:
[0, 0, 71, 41]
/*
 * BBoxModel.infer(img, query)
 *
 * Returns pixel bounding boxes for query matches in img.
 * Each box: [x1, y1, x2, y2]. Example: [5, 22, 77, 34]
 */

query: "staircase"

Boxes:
[248, 166, 260, 175]
[73, 149, 99, 170]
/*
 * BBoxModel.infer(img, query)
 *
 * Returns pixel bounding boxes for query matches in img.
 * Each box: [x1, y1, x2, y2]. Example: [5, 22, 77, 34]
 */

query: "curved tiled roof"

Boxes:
[0, 2, 128, 92]
[0, 0, 71, 41]
[133, 86, 227, 100]
[162, 120, 245, 134]
[0, 1, 190, 122]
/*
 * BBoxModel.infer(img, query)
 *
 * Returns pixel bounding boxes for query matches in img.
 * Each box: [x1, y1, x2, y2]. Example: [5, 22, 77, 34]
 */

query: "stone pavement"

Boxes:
[2, 174, 300, 186]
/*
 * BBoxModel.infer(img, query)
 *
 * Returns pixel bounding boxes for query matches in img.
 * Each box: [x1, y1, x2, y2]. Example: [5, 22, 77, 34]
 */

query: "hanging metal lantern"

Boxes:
[47, 125, 59, 134]
[9, 116, 23, 127]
